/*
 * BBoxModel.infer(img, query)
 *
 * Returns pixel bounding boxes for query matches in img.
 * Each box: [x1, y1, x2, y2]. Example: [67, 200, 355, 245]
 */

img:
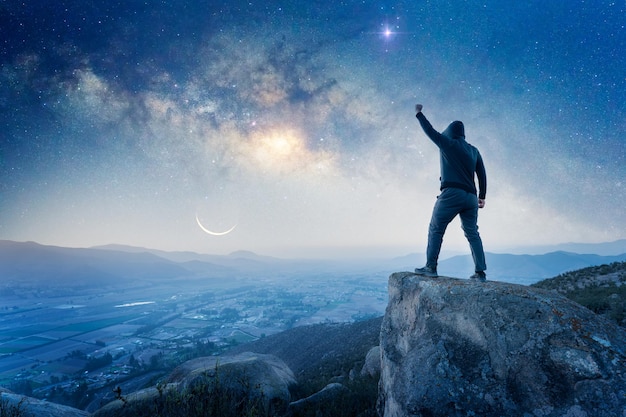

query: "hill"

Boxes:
[532, 261, 626, 326]
[4, 239, 626, 286]
[0, 240, 197, 286]
[228, 317, 383, 392]
[435, 251, 626, 285]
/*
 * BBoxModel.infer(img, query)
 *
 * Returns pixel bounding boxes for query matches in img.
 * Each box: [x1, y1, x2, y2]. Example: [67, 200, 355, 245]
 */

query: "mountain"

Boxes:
[0, 240, 215, 285]
[387, 250, 626, 285]
[4, 240, 626, 286]
[93, 243, 341, 274]
[94, 244, 281, 264]
[438, 251, 626, 285]
[500, 239, 626, 256]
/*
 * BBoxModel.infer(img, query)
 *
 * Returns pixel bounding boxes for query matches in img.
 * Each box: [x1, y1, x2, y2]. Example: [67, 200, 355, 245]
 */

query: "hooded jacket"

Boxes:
[416, 112, 487, 199]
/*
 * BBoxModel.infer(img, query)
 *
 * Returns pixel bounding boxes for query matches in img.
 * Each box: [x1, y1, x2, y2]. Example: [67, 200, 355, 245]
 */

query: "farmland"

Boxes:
[0, 270, 387, 411]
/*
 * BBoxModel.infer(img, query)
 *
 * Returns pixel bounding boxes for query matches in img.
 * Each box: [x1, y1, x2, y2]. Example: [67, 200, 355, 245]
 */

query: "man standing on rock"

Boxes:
[414, 104, 487, 281]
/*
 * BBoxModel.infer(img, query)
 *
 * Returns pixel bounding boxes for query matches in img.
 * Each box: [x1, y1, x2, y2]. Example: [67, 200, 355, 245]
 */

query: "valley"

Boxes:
[1, 239, 624, 411]
[0, 269, 386, 411]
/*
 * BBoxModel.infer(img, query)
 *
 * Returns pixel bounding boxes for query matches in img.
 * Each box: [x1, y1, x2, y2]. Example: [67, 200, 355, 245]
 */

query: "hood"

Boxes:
[442, 121, 465, 139]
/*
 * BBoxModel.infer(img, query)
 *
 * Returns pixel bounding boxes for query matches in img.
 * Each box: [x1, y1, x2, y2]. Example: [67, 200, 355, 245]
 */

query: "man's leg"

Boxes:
[459, 194, 486, 273]
[426, 189, 461, 269]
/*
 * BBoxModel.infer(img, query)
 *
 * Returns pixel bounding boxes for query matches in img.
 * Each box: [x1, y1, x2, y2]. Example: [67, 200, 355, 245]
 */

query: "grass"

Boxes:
[532, 261, 626, 326]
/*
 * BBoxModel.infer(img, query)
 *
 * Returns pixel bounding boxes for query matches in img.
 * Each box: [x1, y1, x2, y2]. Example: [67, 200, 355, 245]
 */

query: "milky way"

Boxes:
[1, 1, 624, 257]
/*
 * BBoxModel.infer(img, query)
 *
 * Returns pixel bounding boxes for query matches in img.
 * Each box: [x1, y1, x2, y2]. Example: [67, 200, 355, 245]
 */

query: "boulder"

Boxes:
[378, 272, 626, 417]
[361, 345, 381, 377]
[0, 387, 88, 417]
[94, 352, 295, 417]
[166, 351, 295, 401]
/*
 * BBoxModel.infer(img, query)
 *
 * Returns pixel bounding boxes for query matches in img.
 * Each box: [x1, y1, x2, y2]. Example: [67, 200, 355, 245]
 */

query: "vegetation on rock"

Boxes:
[532, 261, 626, 326]
[0, 398, 24, 417]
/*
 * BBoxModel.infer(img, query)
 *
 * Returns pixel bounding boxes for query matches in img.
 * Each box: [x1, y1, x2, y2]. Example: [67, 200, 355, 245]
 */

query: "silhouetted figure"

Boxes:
[413, 104, 487, 281]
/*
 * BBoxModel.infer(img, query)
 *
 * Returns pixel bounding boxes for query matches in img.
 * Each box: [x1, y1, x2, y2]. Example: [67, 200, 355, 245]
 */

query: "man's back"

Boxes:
[415, 112, 486, 199]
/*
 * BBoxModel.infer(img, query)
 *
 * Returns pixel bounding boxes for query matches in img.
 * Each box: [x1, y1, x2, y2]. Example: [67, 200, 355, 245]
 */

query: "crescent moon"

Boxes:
[195, 214, 237, 236]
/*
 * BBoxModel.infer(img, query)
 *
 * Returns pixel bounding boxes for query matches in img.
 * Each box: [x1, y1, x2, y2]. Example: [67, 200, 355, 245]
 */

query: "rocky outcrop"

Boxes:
[0, 387, 88, 417]
[165, 351, 295, 401]
[287, 383, 349, 415]
[93, 352, 295, 417]
[378, 272, 626, 417]
[361, 346, 381, 377]
[227, 318, 382, 380]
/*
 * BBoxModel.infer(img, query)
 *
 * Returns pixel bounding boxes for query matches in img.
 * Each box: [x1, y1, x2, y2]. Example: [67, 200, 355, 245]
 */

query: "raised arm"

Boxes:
[415, 105, 449, 148]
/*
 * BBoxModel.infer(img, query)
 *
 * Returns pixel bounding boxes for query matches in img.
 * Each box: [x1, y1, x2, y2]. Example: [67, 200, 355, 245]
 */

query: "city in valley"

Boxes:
[0, 250, 389, 412]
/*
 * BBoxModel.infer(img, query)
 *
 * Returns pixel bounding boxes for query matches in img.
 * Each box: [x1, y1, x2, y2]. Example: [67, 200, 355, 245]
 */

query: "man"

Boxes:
[414, 104, 487, 281]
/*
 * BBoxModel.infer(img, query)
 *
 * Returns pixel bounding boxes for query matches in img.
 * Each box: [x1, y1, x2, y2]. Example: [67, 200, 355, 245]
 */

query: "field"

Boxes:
[0, 270, 388, 409]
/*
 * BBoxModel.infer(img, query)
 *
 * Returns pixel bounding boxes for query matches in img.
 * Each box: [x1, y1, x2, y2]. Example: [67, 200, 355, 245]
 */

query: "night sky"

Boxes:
[1, 1, 624, 258]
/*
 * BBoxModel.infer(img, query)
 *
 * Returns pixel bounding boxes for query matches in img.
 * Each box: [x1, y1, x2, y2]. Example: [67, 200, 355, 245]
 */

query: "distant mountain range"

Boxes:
[0, 239, 625, 286]
[436, 251, 626, 285]
[388, 240, 626, 284]
[496, 239, 626, 256]
[0, 240, 214, 285]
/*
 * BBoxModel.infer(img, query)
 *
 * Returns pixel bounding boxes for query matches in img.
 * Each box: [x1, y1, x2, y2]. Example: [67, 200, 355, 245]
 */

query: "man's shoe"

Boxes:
[415, 266, 438, 277]
[470, 271, 486, 282]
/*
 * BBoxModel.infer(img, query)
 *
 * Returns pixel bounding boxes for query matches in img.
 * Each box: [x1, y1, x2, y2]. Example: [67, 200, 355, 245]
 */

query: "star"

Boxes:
[0, 1, 624, 257]
[378, 24, 397, 40]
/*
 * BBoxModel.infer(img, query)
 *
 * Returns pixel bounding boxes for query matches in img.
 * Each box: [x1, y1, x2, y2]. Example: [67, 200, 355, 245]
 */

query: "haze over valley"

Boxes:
[1, 239, 625, 411]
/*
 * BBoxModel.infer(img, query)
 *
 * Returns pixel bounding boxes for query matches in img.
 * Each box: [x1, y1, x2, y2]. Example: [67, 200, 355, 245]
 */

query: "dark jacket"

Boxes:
[416, 112, 487, 199]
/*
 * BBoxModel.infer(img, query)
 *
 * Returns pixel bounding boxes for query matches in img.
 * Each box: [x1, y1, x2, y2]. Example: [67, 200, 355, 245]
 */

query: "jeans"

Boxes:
[426, 187, 486, 272]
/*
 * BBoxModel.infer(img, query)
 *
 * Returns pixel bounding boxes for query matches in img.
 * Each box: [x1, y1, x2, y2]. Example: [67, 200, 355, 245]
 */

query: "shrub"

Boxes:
[533, 262, 626, 327]
[0, 398, 25, 417]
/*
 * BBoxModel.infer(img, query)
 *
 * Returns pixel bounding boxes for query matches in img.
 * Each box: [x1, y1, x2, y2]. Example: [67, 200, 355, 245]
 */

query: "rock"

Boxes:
[0, 387, 88, 417]
[361, 345, 381, 377]
[90, 384, 179, 417]
[378, 272, 626, 417]
[226, 318, 382, 379]
[287, 383, 349, 416]
[167, 351, 295, 401]
[93, 352, 295, 417]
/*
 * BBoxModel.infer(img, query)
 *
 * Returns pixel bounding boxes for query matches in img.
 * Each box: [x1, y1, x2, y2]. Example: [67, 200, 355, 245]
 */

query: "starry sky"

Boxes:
[1, 1, 625, 258]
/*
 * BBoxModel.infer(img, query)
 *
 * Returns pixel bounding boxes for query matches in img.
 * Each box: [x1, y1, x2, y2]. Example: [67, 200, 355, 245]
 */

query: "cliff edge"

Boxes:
[378, 272, 626, 417]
